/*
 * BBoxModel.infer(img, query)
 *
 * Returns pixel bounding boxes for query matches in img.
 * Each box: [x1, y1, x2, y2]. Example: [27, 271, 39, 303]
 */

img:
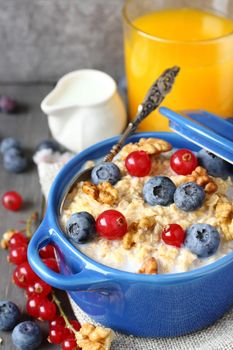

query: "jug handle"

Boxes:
[28, 221, 110, 291]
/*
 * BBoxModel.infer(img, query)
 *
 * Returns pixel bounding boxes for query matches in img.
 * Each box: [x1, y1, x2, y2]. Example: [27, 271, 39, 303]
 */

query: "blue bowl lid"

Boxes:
[159, 107, 233, 165]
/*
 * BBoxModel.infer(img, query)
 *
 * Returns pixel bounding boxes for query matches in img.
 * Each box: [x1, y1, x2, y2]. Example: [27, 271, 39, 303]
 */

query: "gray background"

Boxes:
[0, 0, 125, 83]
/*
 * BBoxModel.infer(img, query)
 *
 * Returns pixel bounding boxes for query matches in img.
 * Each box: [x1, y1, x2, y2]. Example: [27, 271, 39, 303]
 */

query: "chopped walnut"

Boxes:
[138, 257, 158, 274]
[216, 202, 233, 223]
[186, 166, 217, 193]
[122, 222, 138, 249]
[138, 216, 156, 230]
[122, 218, 155, 250]
[82, 181, 118, 205]
[76, 323, 115, 350]
[215, 201, 233, 240]
[120, 138, 172, 160]
[0, 229, 16, 249]
[82, 181, 99, 200]
[122, 231, 134, 250]
[220, 223, 233, 241]
[98, 182, 118, 205]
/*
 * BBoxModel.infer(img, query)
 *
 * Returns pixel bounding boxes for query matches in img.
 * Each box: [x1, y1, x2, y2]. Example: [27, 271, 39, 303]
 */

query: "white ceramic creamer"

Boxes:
[41, 70, 127, 153]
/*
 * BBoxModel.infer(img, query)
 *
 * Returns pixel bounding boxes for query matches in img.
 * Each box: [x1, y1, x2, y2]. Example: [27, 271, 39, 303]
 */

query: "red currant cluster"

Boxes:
[5, 230, 81, 350]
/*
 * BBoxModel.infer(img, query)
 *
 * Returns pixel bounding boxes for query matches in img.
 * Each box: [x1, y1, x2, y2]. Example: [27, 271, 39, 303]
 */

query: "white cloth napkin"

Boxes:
[36, 153, 233, 350]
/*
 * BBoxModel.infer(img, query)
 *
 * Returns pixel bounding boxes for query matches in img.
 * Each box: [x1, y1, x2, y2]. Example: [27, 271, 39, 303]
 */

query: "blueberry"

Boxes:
[3, 148, 28, 173]
[0, 300, 20, 331]
[185, 223, 220, 258]
[0, 137, 21, 154]
[4, 147, 23, 157]
[198, 149, 230, 179]
[12, 321, 42, 350]
[174, 182, 205, 212]
[66, 211, 96, 243]
[227, 117, 233, 124]
[35, 139, 61, 153]
[0, 96, 17, 113]
[91, 162, 121, 185]
[143, 176, 176, 206]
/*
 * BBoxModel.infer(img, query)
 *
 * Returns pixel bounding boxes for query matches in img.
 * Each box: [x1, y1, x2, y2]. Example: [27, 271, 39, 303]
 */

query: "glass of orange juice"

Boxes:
[123, 0, 233, 131]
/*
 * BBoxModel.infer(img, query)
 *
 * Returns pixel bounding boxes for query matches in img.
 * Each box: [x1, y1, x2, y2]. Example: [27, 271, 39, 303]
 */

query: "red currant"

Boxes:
[26, 294, 42, 318]
[8, 244, 28, 265]
[125, 150, 151, 177]
[49, 316, 66, 329]
[170, 149, 198, 175]
[26, 279, 52, 298]
[48, 324, 65, 344]
[43, 258, 59, 272]
[62, 339, 80, 350]
[2, 191, 23, 211]
[9, 232, 27, 248]
[96, 210, 128, 240]
[162, 224, 186, 248]
[69, 320, 81, 332]
[63, 327, 75, 341]
[39, 244, 55, 259]
[13, 262, 39, 288]
[38, 298, 57, 321]
[63, 320, 81, 339]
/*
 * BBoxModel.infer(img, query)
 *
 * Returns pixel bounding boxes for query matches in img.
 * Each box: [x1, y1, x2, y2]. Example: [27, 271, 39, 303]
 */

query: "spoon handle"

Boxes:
[104, 66, 180, 162]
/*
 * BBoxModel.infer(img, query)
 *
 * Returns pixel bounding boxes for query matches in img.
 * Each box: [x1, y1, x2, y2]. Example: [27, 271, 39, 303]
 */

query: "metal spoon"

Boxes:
[60, 66, 180, 214]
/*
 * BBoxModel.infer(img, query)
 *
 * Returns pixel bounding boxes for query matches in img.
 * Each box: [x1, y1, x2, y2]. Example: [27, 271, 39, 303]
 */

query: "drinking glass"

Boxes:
[123, 0, 233, 131]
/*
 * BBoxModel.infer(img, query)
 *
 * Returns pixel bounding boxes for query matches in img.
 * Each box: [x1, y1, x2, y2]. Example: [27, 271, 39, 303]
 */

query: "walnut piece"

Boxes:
[0, 229, 16, 249]
[98, 182, 118, 205]
[122, 222, 138, 250]
[186, 166, 217, 193]
[122, 217, 156, 250]
[82, 181, 99, 200]
[138, 257, 158, 274]
[120, 138, 172, 160]
[122, 232, 134, 250]
[216, 202, 232, 223]
[138, 216, 156, 230]
[215, 201, 233, 240]
[82, 181, 118, 205]
[76, 323, 115, 350]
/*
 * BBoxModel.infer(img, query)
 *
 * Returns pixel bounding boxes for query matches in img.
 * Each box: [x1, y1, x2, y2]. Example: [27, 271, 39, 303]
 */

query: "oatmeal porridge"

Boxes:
[61, 138, 233, 274]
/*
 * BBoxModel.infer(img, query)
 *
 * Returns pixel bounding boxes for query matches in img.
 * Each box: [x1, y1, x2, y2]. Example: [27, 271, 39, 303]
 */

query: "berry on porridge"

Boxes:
[170, 149, 198, 175]
[62, 137, 233, 275]
[91, 162, 121, 185]
[174, 182, 205, 212]
[143, 176, 176, 206]
[162, 224, 185, 248]
[96, 210, 128, 240]
[184, 223, 220, 258]
[66, 212, 96, 243]
[125, 150, 151, 177]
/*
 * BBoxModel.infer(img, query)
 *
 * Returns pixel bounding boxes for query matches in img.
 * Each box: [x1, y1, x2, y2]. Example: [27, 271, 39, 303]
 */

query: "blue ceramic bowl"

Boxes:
[28, 132, 233, 337]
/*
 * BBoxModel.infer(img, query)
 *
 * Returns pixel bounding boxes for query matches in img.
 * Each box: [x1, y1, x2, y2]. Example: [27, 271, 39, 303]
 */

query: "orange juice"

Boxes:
[124, 8, 233, 131]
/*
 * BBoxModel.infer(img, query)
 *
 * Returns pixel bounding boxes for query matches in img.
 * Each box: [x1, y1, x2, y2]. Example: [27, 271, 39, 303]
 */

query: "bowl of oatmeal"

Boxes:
[28, 132, 233, 337]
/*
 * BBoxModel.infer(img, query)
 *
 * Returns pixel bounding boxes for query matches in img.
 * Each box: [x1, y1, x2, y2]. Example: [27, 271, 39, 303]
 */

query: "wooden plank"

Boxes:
[0, 84, 75, 349]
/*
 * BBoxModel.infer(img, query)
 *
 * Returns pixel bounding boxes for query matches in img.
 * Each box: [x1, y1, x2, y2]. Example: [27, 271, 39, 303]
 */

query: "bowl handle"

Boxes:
[28, 221, 110, 291]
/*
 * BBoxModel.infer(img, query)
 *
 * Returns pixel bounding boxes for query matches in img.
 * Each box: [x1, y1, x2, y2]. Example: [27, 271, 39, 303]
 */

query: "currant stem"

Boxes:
[25, 211, 38, 238]
[51, 292, 79, 339]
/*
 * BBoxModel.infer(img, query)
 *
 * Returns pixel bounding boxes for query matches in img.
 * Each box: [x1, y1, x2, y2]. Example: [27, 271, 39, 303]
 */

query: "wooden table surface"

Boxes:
[0, 84, 75, 349]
